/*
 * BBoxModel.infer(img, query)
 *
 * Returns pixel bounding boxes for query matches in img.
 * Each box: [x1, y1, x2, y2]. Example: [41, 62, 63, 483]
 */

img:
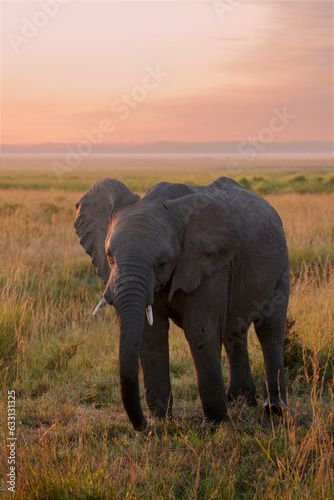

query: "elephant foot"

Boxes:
[201, 414, 229, 432]
[263, 398, 287, 416]
[133, 417, 147, 431]
[154, 414, 173, 423]
[227, 388, 257, 407]
[147, 395, 173, 422]
[201, 420, 220, 433]
[148, 407, 173, 422]
[202, 411, 229, 427]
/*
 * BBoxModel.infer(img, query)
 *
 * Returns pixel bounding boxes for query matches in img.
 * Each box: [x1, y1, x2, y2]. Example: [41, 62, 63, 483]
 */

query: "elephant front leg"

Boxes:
[185, 329, 228, 425]
[139, 313, 173, 420]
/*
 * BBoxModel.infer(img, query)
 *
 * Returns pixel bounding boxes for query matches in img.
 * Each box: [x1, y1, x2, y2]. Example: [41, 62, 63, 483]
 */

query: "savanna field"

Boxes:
[0, 158, 333, 499]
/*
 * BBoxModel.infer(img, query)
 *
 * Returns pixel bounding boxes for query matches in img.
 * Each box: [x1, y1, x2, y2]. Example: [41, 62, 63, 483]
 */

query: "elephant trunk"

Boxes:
[113, 274, 151, 431]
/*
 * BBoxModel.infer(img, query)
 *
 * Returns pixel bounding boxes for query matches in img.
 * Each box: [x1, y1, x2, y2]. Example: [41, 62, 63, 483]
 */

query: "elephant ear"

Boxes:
[164, 194, 240, 300]
[74, 178, 140, 284]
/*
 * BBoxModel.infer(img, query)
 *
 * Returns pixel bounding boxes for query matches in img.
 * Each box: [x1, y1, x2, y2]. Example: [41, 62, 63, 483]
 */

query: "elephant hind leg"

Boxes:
[254, 299, 288, 413]
[223, 330, 257, 406]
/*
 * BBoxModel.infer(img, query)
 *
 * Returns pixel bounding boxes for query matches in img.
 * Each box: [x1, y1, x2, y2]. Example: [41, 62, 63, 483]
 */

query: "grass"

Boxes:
[0, 164, 333, 498]
[0, 156, 334, 194]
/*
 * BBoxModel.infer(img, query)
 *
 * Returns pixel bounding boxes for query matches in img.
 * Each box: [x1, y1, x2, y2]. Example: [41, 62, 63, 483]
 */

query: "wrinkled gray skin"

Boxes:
[74, 177, 289, 431]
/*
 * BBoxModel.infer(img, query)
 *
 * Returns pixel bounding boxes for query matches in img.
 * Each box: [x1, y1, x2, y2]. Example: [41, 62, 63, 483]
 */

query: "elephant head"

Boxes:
[74, 179, 240, 430]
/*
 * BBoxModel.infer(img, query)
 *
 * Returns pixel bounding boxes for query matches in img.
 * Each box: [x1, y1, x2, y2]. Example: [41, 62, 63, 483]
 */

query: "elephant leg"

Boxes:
[254, 290, 288, 413]
[185, 326, 228, 425]
[223, 330, 257, 406]
[139, 313, 172, 420]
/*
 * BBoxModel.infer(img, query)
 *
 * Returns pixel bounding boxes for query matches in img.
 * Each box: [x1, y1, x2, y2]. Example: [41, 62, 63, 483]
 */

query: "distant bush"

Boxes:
[182, 178, 197, 186]
[289, 174, 307, 183]
[238, 177, 252, 190]
[235, 173, 334, 194]
[253, 179, 279, 195]
[325, 174, 334, 187]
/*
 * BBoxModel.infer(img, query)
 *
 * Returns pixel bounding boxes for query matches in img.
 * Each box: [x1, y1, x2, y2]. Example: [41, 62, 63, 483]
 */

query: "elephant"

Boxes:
[74, 177, 290, 431]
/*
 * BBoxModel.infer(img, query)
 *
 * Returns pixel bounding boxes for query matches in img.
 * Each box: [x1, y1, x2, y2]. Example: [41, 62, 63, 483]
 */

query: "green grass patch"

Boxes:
[0, 161, 334, 194]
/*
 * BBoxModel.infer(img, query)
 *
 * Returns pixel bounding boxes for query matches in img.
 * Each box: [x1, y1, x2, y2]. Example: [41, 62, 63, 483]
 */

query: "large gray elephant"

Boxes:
[74, 177, 289, 431]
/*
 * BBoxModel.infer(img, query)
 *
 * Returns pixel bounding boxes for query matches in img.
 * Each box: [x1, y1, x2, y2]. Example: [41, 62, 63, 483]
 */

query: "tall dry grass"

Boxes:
[267, 193, 334, 270]
[0, 183, 333, 499]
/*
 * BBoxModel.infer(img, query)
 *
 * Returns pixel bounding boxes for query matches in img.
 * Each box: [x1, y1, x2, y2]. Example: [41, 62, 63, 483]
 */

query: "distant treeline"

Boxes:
[234, 174, 334, 194]
[1, 171, 334, 195]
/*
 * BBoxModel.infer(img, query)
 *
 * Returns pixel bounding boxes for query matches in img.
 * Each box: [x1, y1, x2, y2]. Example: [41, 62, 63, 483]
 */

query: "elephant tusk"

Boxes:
[93, 297, 107, 316]
[146, 305, 153, 326]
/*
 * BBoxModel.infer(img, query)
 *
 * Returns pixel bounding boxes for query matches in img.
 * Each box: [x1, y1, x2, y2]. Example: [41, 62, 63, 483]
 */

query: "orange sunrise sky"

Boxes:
[0, 0, 333, 150]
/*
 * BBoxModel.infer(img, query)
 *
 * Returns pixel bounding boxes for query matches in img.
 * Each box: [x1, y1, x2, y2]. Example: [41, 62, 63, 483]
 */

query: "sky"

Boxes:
[0, 0, 333, 151]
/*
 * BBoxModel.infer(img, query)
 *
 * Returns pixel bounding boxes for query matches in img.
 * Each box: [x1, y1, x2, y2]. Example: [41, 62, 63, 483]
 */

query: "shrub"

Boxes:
[238, 177, 252, 190]
[289, 174, 307, 183]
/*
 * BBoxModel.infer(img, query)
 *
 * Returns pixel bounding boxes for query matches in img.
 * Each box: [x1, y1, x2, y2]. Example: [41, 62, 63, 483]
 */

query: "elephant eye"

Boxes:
[157, 261, 166, 272]
[107, 254, 114, 265]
